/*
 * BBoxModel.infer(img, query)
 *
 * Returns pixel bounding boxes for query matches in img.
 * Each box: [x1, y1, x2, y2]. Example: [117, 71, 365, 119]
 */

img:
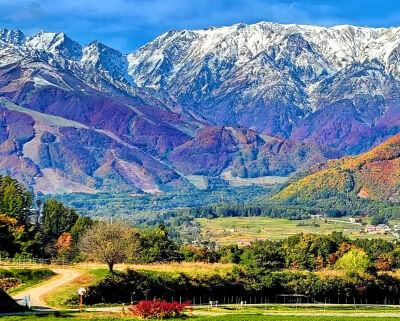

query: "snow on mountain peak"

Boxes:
[4, 21, 400, 135]
[81, 41, 133, 83]
[26, 30, 82, 60]
[2, 21, 400, 160]
[127, 21, 400, 82]
[0, 28, 26, 45]
[123, 21, 400, 116]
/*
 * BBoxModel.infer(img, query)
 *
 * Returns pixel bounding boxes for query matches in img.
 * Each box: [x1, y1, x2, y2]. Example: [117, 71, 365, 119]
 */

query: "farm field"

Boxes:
[197, 217, 397, 245]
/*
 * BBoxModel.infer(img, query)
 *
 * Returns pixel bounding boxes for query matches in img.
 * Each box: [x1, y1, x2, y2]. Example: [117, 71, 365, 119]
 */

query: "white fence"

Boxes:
[0, 257, 58, 267]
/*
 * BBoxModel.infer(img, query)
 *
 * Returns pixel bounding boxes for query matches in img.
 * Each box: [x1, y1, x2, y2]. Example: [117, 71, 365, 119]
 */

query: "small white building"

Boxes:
[310, 214, 324, 220]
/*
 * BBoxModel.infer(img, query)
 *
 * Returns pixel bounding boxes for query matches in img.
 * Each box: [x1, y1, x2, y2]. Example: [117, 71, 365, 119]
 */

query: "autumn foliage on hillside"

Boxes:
[274, 134, 400, 202]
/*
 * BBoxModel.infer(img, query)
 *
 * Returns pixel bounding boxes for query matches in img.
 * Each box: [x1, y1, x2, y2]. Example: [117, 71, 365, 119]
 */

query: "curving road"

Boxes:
[12, 268, 83, 310]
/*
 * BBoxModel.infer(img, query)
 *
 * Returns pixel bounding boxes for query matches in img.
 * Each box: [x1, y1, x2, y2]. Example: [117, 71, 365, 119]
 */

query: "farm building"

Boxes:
[376, 224, 390, 234]
[365, 225, 376, 233]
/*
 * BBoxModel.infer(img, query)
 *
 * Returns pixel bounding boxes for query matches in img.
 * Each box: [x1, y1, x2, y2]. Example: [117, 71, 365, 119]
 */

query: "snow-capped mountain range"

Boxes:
[1, 22, 400, 193]
[4, 22, 400, 150]
[127, 22, 400, 152]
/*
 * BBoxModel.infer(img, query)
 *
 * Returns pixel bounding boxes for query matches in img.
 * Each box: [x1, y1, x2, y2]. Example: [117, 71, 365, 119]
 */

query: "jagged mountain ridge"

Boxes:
[127, 22, 400, 153]
[3, 22, 400, 154]
[2, 22, 400, 193]
[0, 32, 340, 194]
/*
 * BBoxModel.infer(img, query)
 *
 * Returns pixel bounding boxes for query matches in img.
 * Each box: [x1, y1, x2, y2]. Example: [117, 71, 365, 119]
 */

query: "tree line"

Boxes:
[71, 227, 400, 306]
[0, 175, 86, 260]
[80, 220, 400, 276]
[3, 173, 400, 278]
[79, 268, 400, 305]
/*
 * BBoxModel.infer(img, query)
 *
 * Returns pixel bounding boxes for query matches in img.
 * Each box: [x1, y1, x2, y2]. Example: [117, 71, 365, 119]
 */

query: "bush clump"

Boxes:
[129, 299, 191, 319]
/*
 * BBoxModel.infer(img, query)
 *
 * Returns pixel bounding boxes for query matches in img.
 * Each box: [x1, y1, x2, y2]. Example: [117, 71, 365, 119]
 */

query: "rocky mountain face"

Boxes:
[3, 23, 400, 154]
[3, 22, 400, 194]
[168, 126, 340, 178]
[0, 27, 343, 194]
[128, 23, 400, 154]
[273, 134, 400, 202]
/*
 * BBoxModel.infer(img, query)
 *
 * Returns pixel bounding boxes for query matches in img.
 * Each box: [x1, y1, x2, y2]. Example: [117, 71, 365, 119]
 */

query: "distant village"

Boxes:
[310, 214, 400, 238]
[217, 214, 400, 248]
[364, 223, 400, 236]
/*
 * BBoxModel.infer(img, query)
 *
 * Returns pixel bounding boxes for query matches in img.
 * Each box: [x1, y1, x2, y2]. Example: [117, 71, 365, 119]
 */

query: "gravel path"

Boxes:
[12, 268, 83, 310]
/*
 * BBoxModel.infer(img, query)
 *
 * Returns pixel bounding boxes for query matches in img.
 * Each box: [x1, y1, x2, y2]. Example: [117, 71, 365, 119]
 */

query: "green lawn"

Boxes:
[0, 268, 55, 294]
[2, 314, 400, 320]
[197, 217, 396, 245]
[193, 303, 400, 315]
[191, 316, 400, 321]
[4, 303, 400, 320]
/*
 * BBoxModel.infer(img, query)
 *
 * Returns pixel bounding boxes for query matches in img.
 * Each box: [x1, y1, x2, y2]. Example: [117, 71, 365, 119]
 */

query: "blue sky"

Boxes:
[1, 0, 400, 53]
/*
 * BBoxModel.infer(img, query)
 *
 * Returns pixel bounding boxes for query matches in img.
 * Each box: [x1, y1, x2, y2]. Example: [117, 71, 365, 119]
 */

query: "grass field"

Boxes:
[0, 268, 55, 294]
[193, 303, 400, 315]
[74, 262, 233, 274]
[197, 217, 397, 244]
[2, 313, 400, 320]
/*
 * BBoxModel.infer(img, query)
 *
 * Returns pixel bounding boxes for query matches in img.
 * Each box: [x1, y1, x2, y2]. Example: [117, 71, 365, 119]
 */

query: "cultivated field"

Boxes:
[197, 217, 397, 245]
[221, 171, 288, 187]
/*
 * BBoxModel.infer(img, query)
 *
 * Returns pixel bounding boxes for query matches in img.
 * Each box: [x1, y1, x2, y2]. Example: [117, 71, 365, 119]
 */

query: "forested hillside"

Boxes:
[273, 134, 400, 202]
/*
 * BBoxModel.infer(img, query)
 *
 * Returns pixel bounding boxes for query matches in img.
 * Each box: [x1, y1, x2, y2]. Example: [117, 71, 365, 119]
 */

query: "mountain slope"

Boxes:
[3, 23, 400, 155]
[6, 23, 400, 193]
[0, 52, 200, 193]
[4, 23, 400, 155]
[127, 22, 400, 153]
[273, 134, 400, 202]
[168, 126, 340, 177]
[0, 41, 337, 194]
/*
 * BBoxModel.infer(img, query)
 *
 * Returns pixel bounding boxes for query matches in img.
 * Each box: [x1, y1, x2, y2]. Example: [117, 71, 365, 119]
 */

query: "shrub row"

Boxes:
[78, 269, 400, 305]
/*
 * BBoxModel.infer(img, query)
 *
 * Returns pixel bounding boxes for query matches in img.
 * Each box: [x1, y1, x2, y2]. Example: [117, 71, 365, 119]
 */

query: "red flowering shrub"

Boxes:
[129, 299, 192, 319]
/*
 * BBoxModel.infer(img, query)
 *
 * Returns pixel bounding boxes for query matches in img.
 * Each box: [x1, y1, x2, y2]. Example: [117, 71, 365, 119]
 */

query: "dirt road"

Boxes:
[12, 268, 83, 310]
